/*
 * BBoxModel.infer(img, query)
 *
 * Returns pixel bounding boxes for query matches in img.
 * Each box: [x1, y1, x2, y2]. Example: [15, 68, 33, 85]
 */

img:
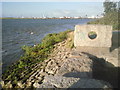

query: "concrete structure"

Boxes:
[74, 25, 112, 47]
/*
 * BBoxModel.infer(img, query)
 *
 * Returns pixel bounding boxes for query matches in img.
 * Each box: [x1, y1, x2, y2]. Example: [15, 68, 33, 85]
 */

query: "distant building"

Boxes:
[21, 16, 24, 18]
[74, 17, 81, 19]
[59, 16, 64, 19]
[88, 16, 95, 18]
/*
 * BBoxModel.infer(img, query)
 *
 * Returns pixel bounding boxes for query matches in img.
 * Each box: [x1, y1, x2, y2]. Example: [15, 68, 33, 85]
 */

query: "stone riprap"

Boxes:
[2, 31, 117, 89]
[74, 25, 112, 47]
[38, 76, 112, 88]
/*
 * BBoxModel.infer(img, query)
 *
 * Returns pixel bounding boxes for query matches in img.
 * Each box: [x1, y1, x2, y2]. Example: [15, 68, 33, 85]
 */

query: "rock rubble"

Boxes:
[24, 34, 113, 89]
[2, 31, 116, 89]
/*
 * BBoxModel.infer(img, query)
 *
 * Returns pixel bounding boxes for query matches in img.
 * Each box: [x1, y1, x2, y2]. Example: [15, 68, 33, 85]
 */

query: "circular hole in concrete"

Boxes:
[88, 31, 97, 39]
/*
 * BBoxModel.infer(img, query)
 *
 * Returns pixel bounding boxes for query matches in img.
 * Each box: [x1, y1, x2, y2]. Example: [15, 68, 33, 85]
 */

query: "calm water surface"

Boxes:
[2, 19, 94, 71]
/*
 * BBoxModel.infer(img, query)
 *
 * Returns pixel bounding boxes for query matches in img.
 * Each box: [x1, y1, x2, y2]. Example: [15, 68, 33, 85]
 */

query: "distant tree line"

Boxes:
[87, 0, 120, 30]
[103, 0, 119, 14]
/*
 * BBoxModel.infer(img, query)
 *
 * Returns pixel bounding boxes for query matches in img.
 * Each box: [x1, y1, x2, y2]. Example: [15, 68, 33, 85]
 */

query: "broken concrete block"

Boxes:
[74, 25, 112, 47]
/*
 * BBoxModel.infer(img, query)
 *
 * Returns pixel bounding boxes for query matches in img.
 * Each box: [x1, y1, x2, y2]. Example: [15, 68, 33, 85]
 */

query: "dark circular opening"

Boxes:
[88, 31, 97, 39]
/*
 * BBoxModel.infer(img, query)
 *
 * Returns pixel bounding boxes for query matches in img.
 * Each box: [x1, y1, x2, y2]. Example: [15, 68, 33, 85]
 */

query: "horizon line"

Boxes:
[1, 0, 119, 2]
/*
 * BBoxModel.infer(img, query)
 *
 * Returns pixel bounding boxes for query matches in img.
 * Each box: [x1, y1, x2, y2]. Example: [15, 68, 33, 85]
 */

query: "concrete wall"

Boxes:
[74, 25, 112, 47]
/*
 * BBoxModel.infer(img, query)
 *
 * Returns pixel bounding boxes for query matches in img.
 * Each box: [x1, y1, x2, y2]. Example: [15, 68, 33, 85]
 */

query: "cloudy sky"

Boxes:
[1, 0, 119, 17]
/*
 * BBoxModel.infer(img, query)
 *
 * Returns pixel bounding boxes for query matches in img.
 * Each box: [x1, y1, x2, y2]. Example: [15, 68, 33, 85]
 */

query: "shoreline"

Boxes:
[2, 31, 119, 71]
[0, 18, 96, 20]
[1, 30, 119, 88]
[2, 30, 73, 88]
[2, 30, 119, 72]
[2, 19, 94, 74]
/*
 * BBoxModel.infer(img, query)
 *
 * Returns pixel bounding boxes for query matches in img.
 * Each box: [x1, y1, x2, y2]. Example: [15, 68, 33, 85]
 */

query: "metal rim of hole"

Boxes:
[88, 31, 97, 40]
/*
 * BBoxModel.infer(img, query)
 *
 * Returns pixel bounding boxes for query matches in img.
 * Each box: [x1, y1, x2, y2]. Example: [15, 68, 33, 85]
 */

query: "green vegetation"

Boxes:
[88, 31, 97, 35]
[67, 39, 74, 49]
[66, 31, 74, 49]
[2, 30, 71, 87]
[88, 31, 97, 39]
[88, 0, 120, 30]
[87, 11, 119, 30]
[103, 0, 117, 14]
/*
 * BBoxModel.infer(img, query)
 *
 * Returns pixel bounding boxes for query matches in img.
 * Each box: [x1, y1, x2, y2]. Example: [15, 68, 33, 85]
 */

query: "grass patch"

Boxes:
[2, 30, 71, 88]
[66, 31, 74, 49]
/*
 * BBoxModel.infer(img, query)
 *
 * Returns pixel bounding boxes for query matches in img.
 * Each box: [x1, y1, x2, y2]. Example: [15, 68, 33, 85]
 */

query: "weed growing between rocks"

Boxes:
[2, 30, 72, 88]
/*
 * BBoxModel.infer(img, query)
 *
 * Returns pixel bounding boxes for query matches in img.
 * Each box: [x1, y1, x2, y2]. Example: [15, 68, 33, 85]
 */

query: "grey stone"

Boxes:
[56, 56, 93, 78]
[5, 81, 12, 88]
[39, 76, 112, 88]
[45, 60, 59, 74]
[17, 82, 23, 88]
[1, 81, 4, 87]
[26, 81, 32, 87]
[33, 82, 40, 88]
[37, 76, 42, 81]
[74, 25, 112, 47]
[40, 72, 48, 76]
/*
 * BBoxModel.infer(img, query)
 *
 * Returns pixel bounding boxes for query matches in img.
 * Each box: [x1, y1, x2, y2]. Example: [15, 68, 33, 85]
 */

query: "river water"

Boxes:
[2, 19, 94, 71]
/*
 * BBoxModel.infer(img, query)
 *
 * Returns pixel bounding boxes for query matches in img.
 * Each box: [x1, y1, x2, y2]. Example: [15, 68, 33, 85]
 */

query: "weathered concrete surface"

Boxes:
[74, 25, 112, 47]
[72, 47, 119, 67]
[55, 55, 93, 78]
[38, 76, 112, 88]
